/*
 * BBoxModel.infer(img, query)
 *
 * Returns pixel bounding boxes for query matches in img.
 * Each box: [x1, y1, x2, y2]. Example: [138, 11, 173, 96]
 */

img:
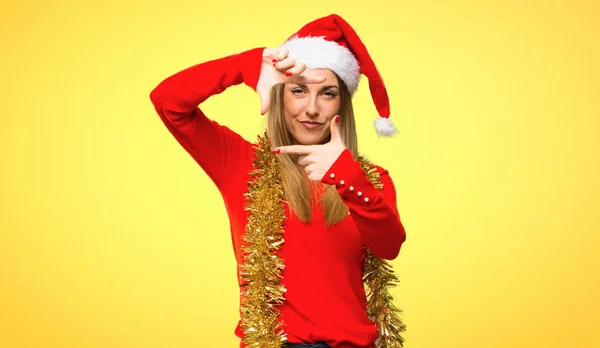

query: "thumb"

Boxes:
[258, 86, 271, 115]
[329, 115, 341, 142]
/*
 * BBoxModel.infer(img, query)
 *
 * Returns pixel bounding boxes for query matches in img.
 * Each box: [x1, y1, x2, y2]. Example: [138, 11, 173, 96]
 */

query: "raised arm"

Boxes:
[149, 47, 265, 190]
[321, 150, 406, 260]
[274, 118, 407, 260]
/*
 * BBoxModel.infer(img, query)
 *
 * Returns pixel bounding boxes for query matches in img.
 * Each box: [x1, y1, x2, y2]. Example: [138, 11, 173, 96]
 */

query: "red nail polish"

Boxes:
[285, 71, 292, 76]
[273, 63, 276, 66]
[272, 59, 276, 62]
[272, 148, 281, 154]
[335, 115, 340, 124]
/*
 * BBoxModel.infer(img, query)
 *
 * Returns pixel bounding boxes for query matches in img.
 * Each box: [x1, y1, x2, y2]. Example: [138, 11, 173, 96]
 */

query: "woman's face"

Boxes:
[282, 69, 341, 145]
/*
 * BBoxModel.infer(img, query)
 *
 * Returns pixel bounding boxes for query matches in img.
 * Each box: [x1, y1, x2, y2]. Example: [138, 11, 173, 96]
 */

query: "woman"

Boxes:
[150, 14, 407, 348]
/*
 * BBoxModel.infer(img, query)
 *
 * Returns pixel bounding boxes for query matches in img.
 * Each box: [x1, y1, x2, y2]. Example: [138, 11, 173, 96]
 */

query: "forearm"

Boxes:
[322, 149, 406, 260]
[150, 47, 265, 117]
[148, 47, 265, 190]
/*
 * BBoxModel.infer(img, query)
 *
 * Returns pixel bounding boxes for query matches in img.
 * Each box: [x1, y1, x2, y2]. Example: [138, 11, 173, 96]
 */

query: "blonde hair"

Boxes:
[266, 75, 358, 226]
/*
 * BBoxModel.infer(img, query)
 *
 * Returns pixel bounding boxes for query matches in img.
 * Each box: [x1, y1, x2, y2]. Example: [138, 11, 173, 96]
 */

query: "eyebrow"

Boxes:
[294, 84, 340, 90]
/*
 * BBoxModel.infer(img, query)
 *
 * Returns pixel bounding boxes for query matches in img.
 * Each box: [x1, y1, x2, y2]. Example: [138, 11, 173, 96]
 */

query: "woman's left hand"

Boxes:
[274, 116, 346, 182]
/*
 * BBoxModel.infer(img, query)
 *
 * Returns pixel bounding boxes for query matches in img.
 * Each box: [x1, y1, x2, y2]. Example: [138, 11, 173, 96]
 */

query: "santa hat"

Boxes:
[279, 14, 397, 137]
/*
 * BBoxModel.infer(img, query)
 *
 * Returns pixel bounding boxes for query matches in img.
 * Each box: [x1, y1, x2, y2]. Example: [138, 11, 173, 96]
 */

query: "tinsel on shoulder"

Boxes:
[239, 133, 405, 348]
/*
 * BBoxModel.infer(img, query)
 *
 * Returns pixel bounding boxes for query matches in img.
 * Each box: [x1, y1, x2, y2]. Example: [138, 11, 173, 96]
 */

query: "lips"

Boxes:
[299, 120, 323, 129]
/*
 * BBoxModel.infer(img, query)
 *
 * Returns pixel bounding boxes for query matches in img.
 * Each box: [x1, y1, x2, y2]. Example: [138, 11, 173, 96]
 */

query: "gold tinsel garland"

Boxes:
[358, 158, 407, 348]
[240, 133, 405, 348]
[239, 134, 288, 348]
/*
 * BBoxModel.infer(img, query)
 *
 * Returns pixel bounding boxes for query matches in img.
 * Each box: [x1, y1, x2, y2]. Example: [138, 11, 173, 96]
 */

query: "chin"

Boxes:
[295, 135, 326, 146]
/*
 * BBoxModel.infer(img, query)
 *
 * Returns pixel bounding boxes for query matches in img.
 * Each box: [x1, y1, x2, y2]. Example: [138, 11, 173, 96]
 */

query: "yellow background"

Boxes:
[1, 0, 599, 347]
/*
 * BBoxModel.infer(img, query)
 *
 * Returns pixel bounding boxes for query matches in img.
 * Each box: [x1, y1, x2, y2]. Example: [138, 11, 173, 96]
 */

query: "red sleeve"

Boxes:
[321, 149, 407, 260]
[149, 47, 265, 191]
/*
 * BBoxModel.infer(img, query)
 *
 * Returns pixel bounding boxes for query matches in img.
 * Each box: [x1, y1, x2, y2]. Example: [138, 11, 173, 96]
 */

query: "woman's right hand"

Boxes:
[256, 47, 326, 115]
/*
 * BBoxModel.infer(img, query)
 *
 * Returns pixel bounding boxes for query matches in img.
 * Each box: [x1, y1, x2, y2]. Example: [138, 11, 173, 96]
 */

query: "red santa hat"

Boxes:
[279, 14, 397, 137]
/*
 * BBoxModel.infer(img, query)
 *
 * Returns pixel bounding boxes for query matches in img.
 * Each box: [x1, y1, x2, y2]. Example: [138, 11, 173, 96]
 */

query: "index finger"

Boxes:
[275, 145, 317, 155]
[291, 72, 327, 85]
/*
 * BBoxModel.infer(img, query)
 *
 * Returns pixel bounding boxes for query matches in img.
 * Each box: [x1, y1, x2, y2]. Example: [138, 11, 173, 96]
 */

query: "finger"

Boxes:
[294, 73, 327, 85]
[303, 163, 317, 174]
[275, 145, 317, 155]
[274, 56, 295, 72]
[329, 115, 341, 141]
[265, 47, 288, 62]
[284, 62, 306, 76]
[262, 48, 276, 59]
[259, 86, 271, 115]
[275, 47, 289, 61]
[297, 154, 313, 166]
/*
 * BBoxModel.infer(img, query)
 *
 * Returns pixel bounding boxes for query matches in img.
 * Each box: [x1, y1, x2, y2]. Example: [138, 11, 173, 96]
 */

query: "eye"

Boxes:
[323, 91, 338, 97]
[292, 89, 305, 94]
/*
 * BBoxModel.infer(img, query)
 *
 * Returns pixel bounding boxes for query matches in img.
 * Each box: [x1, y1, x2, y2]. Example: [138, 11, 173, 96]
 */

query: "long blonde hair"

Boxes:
[266, 74, 359, 226]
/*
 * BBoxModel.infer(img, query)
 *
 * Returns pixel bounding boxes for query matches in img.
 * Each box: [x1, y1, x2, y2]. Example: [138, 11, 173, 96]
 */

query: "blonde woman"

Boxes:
[150, 14, 407, 348]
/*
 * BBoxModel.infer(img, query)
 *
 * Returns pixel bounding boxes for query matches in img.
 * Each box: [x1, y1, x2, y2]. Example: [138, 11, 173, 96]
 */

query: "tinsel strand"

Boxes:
[359, 155, 406, 348]
[240, 134, 288, 348]
[239, 136, 405, 348]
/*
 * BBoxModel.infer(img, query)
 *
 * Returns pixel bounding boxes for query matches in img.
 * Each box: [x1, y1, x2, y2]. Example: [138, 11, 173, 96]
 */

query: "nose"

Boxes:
[305, 95, 319, 117]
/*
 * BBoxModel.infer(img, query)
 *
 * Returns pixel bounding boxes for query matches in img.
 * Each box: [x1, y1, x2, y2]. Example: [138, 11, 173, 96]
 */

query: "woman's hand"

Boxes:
[273, 116, 346, 182]
[257, 47, 326, 115]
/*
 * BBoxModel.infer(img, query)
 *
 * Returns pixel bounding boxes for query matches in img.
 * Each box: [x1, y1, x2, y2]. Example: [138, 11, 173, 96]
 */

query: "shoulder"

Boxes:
[356, 153, 389, 175]
[375, 164, 389, 176]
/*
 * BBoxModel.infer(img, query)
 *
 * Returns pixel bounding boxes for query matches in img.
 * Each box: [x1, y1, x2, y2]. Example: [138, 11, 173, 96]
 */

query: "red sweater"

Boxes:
[149, 47, 407, 348]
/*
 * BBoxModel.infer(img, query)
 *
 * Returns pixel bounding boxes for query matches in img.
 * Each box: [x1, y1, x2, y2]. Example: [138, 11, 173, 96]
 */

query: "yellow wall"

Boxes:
[1, 0, 598, 347]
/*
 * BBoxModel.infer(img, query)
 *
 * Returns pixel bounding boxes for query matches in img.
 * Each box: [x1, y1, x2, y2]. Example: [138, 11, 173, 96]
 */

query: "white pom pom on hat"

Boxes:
[279, 14, 398, 137]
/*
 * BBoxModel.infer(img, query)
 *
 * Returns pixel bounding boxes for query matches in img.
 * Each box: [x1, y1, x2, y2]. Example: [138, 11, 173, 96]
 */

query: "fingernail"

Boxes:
[285, 71, 292, 77]
[273, 63, 276, 66]
[272, 148, 281, 154]
[335, 115, 340, 124]
[272, 59, 276, 62]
